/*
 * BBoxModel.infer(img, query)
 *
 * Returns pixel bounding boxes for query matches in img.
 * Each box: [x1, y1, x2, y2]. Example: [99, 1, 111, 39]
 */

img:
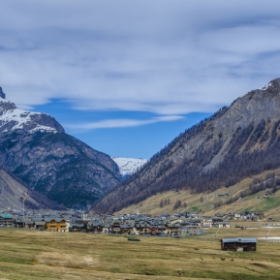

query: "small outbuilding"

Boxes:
[220, 238, 257, 252]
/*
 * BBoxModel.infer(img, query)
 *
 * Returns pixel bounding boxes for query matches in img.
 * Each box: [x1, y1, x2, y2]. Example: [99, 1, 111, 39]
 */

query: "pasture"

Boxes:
[0, 227, 280, 279]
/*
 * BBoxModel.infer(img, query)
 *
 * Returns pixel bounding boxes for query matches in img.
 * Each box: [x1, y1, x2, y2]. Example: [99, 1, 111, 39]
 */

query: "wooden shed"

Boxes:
[221, 238, 257, 252]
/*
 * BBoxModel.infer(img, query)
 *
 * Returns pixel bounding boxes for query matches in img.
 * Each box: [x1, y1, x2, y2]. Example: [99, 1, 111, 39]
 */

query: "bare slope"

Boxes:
[93, 78, 280, 213]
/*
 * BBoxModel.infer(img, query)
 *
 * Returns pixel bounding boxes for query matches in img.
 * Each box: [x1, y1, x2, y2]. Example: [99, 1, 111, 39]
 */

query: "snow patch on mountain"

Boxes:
[0, 97, 57, 133]
[112, 157, 148, 177]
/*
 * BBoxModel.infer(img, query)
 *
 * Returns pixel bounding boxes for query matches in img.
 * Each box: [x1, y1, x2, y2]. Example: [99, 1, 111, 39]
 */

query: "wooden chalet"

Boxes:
[166, 223, 180, 235]
[88, 222, 104, 233]
[221, 238, 257, 252]
[147, 225, 160, 235]
[44, 218, 69, 232]
[134, 222, 150, 235]
[120, 224, 133, 234]
[110, 222, 122, 233]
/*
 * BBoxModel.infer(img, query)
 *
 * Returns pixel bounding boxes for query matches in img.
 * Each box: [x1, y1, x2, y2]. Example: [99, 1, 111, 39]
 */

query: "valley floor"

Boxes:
[0, 226, 280, 279]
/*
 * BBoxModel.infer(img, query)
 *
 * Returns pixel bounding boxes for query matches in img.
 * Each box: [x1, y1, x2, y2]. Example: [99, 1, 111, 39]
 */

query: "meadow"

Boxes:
[0, 227, 280, 279]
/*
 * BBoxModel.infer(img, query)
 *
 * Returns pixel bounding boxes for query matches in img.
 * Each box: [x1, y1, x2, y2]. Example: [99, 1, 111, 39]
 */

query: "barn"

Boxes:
[220, 238, 257, 251]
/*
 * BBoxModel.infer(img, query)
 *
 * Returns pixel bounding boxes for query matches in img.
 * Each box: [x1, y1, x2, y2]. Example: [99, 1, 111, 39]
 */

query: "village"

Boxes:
[0, 209, 268, 236]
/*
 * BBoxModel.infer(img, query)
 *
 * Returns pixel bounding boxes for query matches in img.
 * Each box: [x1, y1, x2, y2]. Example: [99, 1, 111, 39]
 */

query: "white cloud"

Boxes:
[65, 115, 185, 130]
[199, 24, 280, 55]
[0, 0, 280, 116]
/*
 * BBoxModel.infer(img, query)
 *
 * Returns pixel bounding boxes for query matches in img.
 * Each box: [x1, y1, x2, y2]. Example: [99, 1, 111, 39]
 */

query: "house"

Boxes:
[201, 220, 212, 228]
[110, 222, 122, 233]
[234, 213, 241, 219]
[34, 220, 46, 230]
[120, 224, 133, 234]
[44, 218, 69, 232]
[0, 213, 14, 226]
[184, 223, 200, 234]
[166, 223, 180, 235]
[212, 218, 224, 226]
[70, 223, 86, 232]
[87, 222, 104, 233]
[217, 222, 230, 228]
[14, 218, 25, 228]
[221, 238, 257, 251]
[134, 222, 150, 235]
[24, 219, 35, 229]
[102, 223, 110, 234]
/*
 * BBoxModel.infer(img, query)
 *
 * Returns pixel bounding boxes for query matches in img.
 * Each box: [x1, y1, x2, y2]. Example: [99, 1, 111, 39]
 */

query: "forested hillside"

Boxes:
[92, 78, 280, 213]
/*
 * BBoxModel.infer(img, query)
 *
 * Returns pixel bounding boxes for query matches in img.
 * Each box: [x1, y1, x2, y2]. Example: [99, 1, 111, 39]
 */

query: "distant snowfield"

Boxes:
[112, 157, 148, 176]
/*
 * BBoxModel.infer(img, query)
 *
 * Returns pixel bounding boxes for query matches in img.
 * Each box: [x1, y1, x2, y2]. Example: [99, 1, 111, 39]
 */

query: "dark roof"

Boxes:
[221, 238, 257, 243]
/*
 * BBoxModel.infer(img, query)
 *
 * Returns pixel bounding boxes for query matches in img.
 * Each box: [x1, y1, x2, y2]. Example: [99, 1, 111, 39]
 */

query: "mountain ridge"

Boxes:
[92, 78, 280, 214]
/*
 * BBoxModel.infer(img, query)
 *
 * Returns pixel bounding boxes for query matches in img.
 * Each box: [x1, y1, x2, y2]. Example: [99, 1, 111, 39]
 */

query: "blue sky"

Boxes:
[1, 1, 280, 158]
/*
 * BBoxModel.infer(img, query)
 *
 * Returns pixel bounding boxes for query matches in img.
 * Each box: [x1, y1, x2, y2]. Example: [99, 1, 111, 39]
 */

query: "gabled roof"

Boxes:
[43, 218, 66, 223]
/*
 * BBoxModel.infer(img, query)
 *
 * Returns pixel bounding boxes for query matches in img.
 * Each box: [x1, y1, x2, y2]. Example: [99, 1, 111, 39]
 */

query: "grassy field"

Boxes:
[1, 227, 280, 279]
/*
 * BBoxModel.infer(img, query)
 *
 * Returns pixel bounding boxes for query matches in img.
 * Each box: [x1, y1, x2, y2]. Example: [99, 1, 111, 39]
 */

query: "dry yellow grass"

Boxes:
[116, 167, 280, 217]
[0, 227, 280, 279]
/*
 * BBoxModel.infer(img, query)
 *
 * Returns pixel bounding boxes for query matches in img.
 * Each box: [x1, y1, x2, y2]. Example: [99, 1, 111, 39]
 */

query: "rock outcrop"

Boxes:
[0, 87, 6, 99]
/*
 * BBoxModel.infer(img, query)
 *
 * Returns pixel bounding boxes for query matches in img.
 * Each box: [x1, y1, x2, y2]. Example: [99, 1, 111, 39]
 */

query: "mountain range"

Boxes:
[0, 87, 121, 210]
[92, 78, 280, 214]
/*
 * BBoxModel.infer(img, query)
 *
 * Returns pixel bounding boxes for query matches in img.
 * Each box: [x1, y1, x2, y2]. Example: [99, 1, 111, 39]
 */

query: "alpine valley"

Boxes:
[92, 78, 280, 214]
[0, 87, 121, 210]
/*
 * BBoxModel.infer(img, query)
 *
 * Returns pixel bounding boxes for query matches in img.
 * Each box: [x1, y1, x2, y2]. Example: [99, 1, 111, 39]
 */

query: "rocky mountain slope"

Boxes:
[112, 157, 148, 178]
[92, 78, 280, 213]
[0, 167, 65, 211]
[0, 87, 121, 209]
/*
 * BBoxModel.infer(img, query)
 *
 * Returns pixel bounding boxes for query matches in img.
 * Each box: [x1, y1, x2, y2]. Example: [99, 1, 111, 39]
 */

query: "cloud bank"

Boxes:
[1, 0, 280, 128]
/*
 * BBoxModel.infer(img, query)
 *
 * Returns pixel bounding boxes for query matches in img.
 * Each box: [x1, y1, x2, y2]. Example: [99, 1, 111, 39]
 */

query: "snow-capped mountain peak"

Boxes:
[0, 89, 64, 134]
[112, 157, 148, 177]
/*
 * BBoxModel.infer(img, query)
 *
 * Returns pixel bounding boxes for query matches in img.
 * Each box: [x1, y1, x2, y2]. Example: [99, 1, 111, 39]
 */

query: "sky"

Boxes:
[1, 1, 280, 159]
